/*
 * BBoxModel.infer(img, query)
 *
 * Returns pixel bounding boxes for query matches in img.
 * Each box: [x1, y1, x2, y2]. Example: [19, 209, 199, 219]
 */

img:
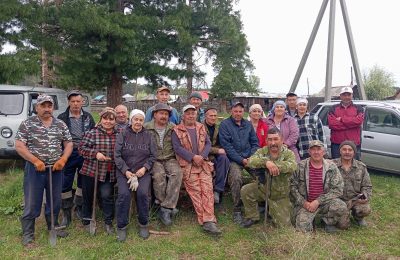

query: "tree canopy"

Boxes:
[363, 64, 396, 100]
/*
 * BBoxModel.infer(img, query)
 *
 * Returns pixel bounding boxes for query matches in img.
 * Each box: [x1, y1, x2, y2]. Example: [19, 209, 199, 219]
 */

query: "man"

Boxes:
[219, 102, 259, 223]
[328, 86, 364, 159]
[145, 86, 180, 124]
[333, 141, 372, 227]
[172, 104, 221, 235]
[203, 107, 230, 205]
[115, 104, 129, 130]
[290, 140, 349, 233]
[294, 98, 326, 160]
[144, 103, 182, 226]
[188, 91, 205, 122]
[15, 94, 73, 246]
[57, 90, 95, 226]
[241, 128, 297, 228]
[286, 92, 298, 117]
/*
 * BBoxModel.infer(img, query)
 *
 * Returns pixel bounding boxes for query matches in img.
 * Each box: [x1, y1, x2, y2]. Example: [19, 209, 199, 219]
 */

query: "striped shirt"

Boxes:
[307, 162, 324, 202]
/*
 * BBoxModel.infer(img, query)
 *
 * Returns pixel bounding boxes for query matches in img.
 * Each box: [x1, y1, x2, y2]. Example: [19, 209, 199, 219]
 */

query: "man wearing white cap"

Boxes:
[328, 86, 364, 159]
[295, 98, 326, 160]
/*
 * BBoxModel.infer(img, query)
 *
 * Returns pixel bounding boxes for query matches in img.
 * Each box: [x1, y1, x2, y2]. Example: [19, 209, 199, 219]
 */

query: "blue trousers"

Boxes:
[21, 162, 62, 221]
[62, 148, 83, 194]
[213, 154, 230, 193]
[331, 143, 361, 160]
[116, 172, 151, 228]
[81, 174, 115, 225]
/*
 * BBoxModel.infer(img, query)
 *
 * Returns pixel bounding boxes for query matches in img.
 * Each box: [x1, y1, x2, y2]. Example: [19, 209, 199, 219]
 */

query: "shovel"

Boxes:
[48, 165, 57, 246]
[89, 160, 100, 235]
[264, 173, 272, 226]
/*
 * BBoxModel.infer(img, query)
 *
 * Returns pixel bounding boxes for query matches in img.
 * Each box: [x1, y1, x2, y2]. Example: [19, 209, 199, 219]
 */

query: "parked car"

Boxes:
[311, 100, 400, 174]
[0, 85, 90, 159]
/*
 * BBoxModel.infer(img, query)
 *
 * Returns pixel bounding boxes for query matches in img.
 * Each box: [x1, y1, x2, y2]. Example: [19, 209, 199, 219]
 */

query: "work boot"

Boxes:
[202, 222, 222, 235]
[45, 215, 69, 238]
[60, 208, 72, 227]
[240, 219, 258, 228]
[356, 218, 368, 227]
[116, 226, 127, 242]
[138, 224, 150, 240]
[21, 218, 35, 246]
[324, 225, 338, 233]
[233, 211, 243, 224]
[105, 223, 114, 235]
[158, 207, 172, 226]
[214, 191, 220, 204]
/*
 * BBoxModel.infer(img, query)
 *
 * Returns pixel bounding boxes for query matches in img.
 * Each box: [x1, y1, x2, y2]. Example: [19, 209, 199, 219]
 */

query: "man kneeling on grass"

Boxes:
[289, 140, 349, 233]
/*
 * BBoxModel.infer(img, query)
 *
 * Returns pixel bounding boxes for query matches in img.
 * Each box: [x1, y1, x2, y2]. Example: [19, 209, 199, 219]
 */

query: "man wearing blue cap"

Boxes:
[189, 91, 205, 123]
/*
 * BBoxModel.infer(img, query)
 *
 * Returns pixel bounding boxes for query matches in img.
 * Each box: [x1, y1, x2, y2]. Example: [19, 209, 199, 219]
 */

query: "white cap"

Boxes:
[182, 104, 196, 113]
[339, 86, 353, 95]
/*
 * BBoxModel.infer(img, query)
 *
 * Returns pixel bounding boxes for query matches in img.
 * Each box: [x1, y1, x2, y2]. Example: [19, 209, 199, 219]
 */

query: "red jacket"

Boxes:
[327, 102, 364, 145]
[255, 120, 268, 147]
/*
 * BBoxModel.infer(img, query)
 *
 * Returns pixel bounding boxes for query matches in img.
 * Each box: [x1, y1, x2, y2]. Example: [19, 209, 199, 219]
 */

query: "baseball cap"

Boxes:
[231, 101, 244, 109]
[309, 140, 324, 148]
[36, 94, 54, 105]
[152, 103, 171, 115]
[182, 104, 196, 113]
[67, 89, 82, 99]
[157, 86, 170, 93]
[339, 86, 353, 95]
[286, 92, 297, 98]
[189, 91, 203, 101]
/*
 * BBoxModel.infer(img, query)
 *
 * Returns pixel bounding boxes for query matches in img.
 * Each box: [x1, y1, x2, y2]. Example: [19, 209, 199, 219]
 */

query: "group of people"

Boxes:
[15, 85, 372, 247]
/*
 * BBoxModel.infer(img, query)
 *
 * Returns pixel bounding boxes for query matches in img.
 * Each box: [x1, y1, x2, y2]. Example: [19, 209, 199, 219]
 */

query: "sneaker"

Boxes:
[240, 219, 258, 228]
[202, 222, 222, 235]
[159, 207, 172, 226]
[233, 211, 243, 224]
[325, 225, 338, 233]
[356, 218, 368, 227]
[214, 192, 220, 204]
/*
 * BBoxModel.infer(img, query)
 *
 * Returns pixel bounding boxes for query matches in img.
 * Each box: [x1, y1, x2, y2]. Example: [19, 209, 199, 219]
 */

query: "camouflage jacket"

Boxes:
[144, 120, 176, 161]
[248, 146, 297, 200]
[203, 122, 221, 155]
[333, 158, 372, 201]
[289, 158, 343, 207]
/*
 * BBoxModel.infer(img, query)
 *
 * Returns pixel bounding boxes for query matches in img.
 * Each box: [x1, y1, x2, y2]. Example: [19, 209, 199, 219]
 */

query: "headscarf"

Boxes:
[247, 104, 266, 120]
[270, 100, 286, 116]
[129, 109, 145, 121]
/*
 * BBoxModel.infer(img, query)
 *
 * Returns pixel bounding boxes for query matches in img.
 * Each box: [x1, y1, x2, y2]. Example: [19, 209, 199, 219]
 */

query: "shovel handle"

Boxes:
[46, 165, 56, 246]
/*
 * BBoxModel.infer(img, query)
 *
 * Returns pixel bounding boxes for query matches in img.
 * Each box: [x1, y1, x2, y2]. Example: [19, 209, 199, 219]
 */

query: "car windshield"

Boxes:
[0, 93, 24, 115]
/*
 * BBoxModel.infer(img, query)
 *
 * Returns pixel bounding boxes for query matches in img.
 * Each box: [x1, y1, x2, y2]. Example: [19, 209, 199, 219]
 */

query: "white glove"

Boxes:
[127, 175, 139, 191]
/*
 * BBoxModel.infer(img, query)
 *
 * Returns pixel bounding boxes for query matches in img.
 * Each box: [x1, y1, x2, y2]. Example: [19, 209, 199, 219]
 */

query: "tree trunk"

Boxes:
[41, 48, 50, 88]
[108, 71, 123, 108]
[186, 48, 193, 97]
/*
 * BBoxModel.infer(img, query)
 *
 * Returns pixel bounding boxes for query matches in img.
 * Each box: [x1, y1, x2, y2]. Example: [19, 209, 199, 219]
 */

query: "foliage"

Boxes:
[363, 64, 396, 100]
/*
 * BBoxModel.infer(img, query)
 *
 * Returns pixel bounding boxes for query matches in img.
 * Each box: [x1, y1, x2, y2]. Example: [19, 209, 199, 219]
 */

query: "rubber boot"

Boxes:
[74, 194, 83, 220]
[61, 197, 73, 227]
[116, 226, 127, 242]
[203, 221, 222, 235]
[45, 215, 69, 238]
[138, 224, 150, 240]
[21, 218, 35, 246]
[158, 207, 172, 226]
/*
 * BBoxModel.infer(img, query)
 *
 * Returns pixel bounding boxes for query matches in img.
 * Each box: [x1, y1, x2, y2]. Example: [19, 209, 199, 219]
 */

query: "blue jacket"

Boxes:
[219, 116, 259, 166]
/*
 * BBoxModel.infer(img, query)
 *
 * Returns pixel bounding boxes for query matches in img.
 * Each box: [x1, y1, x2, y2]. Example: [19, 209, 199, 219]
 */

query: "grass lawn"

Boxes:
[0, 163, 399, 259]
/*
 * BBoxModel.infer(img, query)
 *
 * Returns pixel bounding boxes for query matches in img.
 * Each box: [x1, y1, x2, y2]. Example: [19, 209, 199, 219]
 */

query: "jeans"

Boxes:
[213, 154, 230, 193]
[62, 148, 83, 194]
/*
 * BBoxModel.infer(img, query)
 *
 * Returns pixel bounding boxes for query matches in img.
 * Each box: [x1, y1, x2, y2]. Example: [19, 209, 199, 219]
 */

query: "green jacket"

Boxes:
[144, 120, 176, 161]
[248, 146, 297, 200]
[203, 122, 221, 155]
[289, 158, 343, 208]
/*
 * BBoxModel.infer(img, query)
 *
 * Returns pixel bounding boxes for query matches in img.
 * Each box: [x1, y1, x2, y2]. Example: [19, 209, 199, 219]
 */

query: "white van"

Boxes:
[0, 85, 90, 159]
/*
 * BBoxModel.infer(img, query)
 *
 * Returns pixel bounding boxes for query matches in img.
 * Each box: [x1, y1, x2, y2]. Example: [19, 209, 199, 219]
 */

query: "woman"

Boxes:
[114, 109, 156, 241]
[248, 104, 268, 147]
[295, 98, 326, 160]
[79, 107, 118, 235]
[266, 100, 300, 162]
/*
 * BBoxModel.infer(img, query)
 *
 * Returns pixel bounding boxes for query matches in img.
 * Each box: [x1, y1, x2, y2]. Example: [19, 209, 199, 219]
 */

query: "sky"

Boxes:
[234, 0, 400, 95]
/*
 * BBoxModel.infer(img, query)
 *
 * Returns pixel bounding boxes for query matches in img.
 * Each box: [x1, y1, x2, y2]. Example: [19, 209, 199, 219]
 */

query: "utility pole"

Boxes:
[289, 0, 366, 101]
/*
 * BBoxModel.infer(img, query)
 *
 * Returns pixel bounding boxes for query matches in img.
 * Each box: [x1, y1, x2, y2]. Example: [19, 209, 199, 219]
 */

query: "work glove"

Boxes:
[127, 176, 139, 191]
[53, 156, 68, 171]
[32, 156, 46, 172]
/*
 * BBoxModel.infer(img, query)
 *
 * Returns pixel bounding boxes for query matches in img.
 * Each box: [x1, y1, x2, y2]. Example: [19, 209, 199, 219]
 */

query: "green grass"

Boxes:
[0, 167, 399, 259]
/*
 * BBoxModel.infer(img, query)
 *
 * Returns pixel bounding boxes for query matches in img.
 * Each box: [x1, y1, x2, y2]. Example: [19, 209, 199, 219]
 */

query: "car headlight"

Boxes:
[1, 127, 13, 138]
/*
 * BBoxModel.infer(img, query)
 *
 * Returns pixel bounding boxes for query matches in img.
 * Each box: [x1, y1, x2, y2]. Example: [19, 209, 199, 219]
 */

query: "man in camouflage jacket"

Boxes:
[333, 141, 372, 227]
[240, 128, 297, 228]
[290, 140, 349, 233]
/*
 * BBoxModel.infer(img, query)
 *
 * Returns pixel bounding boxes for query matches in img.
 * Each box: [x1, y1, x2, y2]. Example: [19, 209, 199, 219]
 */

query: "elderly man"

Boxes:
[333, 141, 372, 227]
[203, 107, 230, 205]
[144, 103, 182, 226]
[188, 91, 205, 122]
[286, 92, 298, 117]
[290, 140, 349, 233]
[145, 86, 180, 124]
[172, 104, 221, 235]
[328, 86, 364, 159]
[241, 128, 297, 228]
[115, 104, 129, 130]
[16, 94, 73, 246]
[57, 90, 95, 226]
[219, 102, 259, 223]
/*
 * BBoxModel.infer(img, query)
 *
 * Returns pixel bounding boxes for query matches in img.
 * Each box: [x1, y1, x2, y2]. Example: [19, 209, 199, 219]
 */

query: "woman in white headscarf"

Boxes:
[114, 109, 156, 241]
[247, 104, 269, 147]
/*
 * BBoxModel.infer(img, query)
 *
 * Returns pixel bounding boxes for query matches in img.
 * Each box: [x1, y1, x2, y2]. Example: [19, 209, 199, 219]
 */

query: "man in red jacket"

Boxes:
[328, 87, 364, 159]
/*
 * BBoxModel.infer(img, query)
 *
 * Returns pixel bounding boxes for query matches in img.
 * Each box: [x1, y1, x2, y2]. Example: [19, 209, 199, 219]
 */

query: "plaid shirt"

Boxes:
[295, 113, 327, 159]
[78, 125, 118, 182]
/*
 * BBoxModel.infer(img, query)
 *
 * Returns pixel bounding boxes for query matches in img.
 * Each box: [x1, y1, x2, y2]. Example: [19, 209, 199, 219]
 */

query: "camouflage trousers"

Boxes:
[294, 198, 349, 232]
[152, 159, 183, 209]
[241, 181, 292, 227]
[345, 200, 371, 220]
[228, 162, 244, 210]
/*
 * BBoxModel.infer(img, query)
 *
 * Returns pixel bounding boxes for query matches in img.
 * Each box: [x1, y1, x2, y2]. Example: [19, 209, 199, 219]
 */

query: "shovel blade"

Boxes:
[89, 221, 96, 236]
[49, 230, 57, 246]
